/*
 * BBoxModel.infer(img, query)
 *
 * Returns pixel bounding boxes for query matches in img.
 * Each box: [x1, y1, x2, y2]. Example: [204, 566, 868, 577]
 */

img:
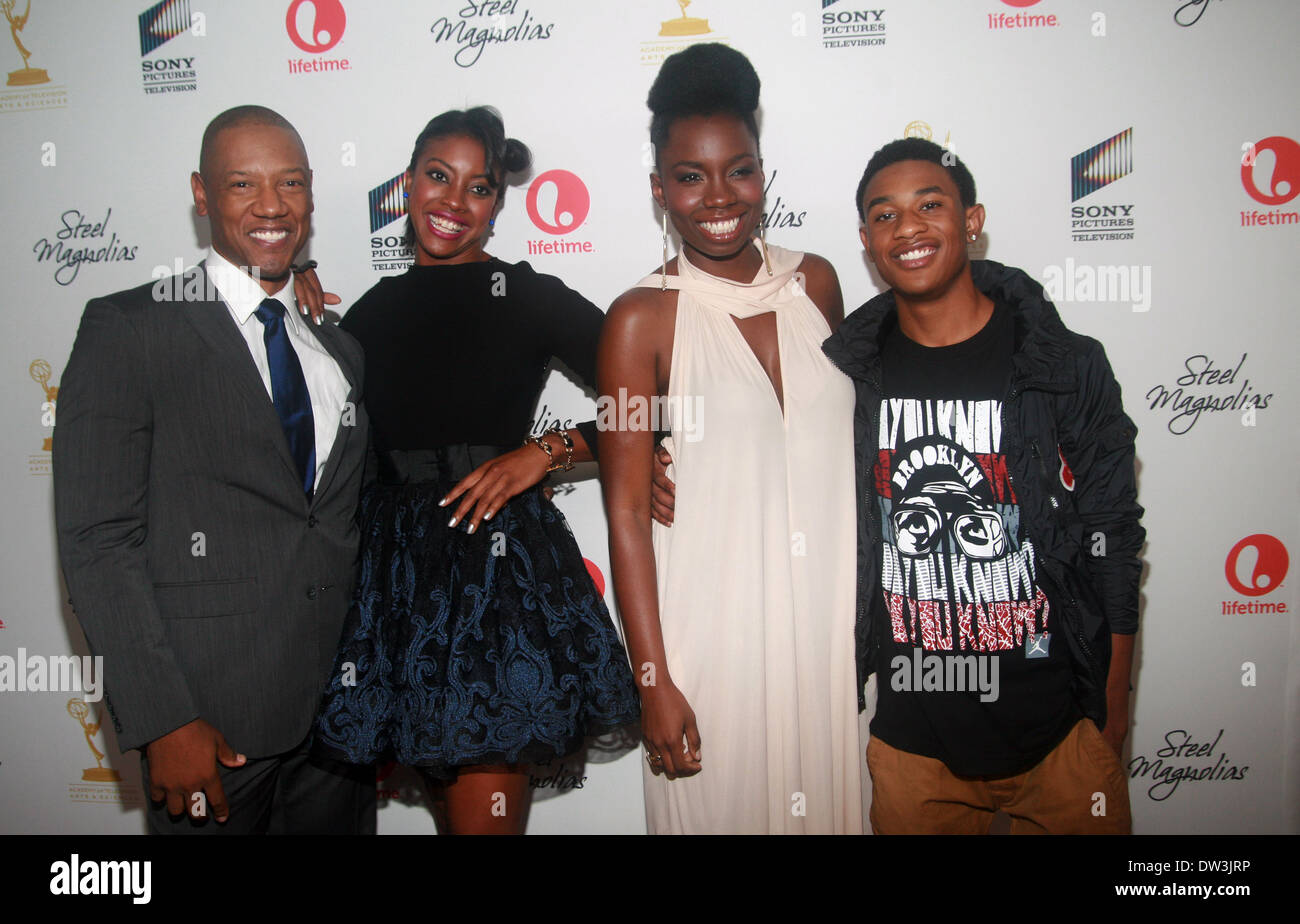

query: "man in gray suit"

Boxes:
[53, 105, 374, 834]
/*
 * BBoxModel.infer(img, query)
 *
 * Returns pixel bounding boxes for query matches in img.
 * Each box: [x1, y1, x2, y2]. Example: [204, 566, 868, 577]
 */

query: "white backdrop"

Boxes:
[1, 0, 1296, 835]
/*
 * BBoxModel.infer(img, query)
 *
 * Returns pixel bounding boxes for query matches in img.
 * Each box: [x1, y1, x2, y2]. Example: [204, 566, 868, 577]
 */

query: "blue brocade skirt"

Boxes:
[313, 446, 640, 778]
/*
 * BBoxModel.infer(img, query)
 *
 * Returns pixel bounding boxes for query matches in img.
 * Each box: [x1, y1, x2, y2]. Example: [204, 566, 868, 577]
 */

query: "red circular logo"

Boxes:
[1225, 534, 1289, 597]
[1001, 0, 1042, 6]
[583, 558, 606, 597]
[286, 0, 346, 53]
[526, 169, 591, 235]
[1241, 135, 1300, 206]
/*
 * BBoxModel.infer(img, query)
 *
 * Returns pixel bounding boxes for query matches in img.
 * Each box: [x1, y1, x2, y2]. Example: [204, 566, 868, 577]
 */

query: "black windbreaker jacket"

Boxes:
[821, 260, 1145, 726]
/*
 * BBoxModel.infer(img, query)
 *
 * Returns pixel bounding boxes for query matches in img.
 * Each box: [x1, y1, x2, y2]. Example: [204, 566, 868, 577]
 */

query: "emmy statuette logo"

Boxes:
[68, 697, 122, 783]
[642, 1, 719, 66]
[30, 358, 56, 451]
[3, 0, 48, 85]
[27, 358, 57, 474]
[659, 0, 710, 36]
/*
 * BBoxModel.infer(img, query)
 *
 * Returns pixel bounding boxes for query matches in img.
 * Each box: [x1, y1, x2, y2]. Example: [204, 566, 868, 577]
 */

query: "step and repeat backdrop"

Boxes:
[0, 0, 1296, 835]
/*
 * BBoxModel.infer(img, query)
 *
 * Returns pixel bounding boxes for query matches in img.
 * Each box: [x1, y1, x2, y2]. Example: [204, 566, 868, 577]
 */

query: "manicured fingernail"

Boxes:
[466, 523, 476, 534]
[448, 517, 457, 527]
[315, 314, 322, 325]
[483, 511, 493, 521]
[438, 498, 448, 507]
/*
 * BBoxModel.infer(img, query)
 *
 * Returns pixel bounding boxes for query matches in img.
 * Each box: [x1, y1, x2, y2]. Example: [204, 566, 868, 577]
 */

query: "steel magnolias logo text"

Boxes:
[1128, 729, 1248, 801]
[430, 1, 556, 68]
[1145, 353, 1272, 435]
[32, 208, 139, 285]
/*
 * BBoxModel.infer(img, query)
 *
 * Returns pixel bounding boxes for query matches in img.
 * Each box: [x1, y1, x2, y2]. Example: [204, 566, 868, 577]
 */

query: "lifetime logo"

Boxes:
[287, 0, 346, 52]
[526, 170, 590, 235]
[1221, 534, 1289, 614]
[1239, 135, 1300, 228]
[525, 170, 594, 255]
[1241, 136, 1300, 206]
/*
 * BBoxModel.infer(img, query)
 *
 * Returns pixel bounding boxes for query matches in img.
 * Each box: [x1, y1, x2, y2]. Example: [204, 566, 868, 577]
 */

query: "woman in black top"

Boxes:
[310, 108, 639, 834]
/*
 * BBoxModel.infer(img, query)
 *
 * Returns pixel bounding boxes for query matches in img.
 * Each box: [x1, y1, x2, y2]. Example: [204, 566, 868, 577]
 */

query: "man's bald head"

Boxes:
[199, 105, 306, 181]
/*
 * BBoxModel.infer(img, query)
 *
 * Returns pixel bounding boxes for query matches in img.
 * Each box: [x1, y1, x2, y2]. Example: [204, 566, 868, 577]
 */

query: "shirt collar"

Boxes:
[204, 247, 301, 332]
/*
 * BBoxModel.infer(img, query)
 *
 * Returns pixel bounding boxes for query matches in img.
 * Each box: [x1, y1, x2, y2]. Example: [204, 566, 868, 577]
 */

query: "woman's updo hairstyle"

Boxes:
[403, 106, 530, 245]
[406, 105, 531, 189]
[647, 43, 761, 166]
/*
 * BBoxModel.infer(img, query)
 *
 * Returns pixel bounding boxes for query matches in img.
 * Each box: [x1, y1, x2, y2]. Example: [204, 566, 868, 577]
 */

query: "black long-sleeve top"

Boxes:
[339, 258, 602, 455]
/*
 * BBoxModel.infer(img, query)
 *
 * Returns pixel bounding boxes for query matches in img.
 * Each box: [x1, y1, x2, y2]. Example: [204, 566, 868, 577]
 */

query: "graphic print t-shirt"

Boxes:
[871, 302, 1078, 777]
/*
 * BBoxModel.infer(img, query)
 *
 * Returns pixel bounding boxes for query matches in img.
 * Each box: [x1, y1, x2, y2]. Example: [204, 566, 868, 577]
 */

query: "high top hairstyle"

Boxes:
[647, 43, 761, 167]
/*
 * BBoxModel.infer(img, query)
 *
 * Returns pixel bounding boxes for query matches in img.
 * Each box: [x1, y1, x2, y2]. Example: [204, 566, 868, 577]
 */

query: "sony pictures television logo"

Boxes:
[820, 1, 886, 50]
[368, 171, 414, 272]
[138, 0, 200, 95]
[1069, 127, 1135, 242]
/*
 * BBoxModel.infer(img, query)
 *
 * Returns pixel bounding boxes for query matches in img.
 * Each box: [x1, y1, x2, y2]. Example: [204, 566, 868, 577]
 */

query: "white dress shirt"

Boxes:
[204, 249, 350, 491]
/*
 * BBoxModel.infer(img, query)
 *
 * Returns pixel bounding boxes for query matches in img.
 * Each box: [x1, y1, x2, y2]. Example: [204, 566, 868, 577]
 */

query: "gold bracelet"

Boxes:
[546, 421, 575, 472]
[523, 434, 556, 469]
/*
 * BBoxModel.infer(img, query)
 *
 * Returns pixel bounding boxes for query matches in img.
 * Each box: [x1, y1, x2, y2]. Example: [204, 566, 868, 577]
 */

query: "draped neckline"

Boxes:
[641, 239, 804, 319]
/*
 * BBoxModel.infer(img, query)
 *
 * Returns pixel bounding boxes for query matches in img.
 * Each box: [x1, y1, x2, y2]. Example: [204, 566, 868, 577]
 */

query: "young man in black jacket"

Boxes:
[819, 138, 1143, 833]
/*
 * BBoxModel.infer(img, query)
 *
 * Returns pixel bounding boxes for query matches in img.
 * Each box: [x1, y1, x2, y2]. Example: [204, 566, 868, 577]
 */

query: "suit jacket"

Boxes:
[53, 264, 369, 757]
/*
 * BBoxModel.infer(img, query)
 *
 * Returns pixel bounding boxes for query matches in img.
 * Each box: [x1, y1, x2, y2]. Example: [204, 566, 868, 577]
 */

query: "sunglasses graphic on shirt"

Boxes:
[891, 480, 1008, 560]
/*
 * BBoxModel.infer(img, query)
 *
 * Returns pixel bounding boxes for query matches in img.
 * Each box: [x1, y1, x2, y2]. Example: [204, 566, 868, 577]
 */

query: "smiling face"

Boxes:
[859, 159, 985, 303]
[651, 113, 765, 281]
[406, 133, 498, 266]
[191, 122, 312, 295]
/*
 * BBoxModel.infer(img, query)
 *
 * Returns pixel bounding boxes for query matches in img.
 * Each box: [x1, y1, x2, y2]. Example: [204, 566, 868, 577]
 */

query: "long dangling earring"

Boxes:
[661, 209, 669, 291]
[759, 215, 773, 277]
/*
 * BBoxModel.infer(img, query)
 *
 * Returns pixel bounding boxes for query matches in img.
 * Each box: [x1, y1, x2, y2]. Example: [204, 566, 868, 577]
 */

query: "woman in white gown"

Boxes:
[597, 43, 862, 834]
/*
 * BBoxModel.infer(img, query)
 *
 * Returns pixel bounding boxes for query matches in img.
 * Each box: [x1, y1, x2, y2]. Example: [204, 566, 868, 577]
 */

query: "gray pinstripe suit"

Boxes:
[54, 263, 369, 765]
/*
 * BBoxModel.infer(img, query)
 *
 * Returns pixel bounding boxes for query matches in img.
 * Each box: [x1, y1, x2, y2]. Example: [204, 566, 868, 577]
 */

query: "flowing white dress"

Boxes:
[638, 242, 862, 834]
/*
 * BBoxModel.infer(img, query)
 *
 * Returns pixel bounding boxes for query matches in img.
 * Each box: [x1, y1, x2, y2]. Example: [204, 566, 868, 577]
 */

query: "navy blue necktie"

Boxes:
[254, 298, 316, 498]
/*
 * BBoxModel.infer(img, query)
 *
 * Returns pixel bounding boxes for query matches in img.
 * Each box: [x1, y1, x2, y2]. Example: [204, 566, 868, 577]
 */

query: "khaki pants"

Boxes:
[867, 719, 1131, 834]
